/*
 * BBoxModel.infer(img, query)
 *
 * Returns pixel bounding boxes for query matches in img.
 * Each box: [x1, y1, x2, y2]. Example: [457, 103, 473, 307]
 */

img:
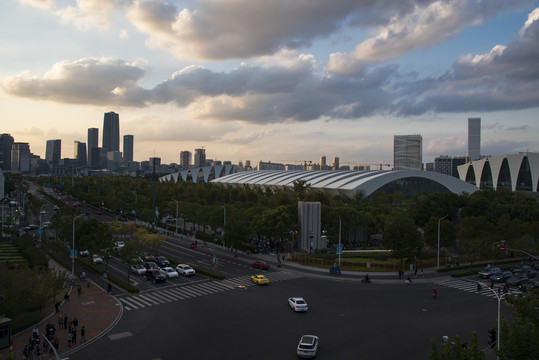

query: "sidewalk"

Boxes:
[2, 281, 122, 360]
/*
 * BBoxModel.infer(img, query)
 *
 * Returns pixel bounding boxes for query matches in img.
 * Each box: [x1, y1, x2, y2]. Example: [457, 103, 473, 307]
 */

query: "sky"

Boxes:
[1, 0, 539, 167]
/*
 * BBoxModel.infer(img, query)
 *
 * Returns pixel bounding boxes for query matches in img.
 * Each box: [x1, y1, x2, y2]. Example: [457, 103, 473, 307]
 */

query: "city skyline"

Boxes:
[1, 1, 538, 165]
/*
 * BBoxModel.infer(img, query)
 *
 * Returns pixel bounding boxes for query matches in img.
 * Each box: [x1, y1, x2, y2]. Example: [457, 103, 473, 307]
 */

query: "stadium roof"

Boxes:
[211, 170, 478, 199]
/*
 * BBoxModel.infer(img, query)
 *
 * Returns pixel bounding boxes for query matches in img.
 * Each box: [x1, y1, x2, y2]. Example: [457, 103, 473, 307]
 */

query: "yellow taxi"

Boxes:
[251, 274, 270, 285]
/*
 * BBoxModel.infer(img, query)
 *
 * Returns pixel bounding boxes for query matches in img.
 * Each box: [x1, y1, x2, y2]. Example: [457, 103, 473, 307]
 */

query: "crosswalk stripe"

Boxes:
[139, 293, 165, 304]
[165, 287, 191, 299]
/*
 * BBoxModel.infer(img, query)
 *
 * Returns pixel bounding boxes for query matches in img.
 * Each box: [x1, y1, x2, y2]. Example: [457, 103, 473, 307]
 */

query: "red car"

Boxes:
[252, 260, 270, 270]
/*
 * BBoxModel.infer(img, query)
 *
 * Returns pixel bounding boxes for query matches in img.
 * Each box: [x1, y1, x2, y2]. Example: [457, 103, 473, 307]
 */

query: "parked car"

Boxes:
[131, 264, 146, 275]
[297, 335, 319, 358]
[176, 264, 196, 276]
[519, 269, 537, 279]
[252, 260, 270, 270]
[506, 274, 529, 287]
[161, 266, 179, 279]
[155, 256, 170, 268]
[288, 297, 308, 312]
[114, 241, 125, 252]
[511, 264, 532, 273]
[91, 254, 103, 264]
[251, 274, 269, 285]
[141, 254, 158, 263]
[478, 267, 501, 279]
[490, 271, 513, 282]
[146, 269, 166, 283]
[518, 280, 539, 292]
[143, 261, 160, 271]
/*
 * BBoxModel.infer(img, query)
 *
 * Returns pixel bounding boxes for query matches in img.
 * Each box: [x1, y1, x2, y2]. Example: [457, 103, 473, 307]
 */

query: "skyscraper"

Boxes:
[123, 135, 134, 163]
[11, 142, 30, 172]
[103, 112, 120, 151]
[180, 151, 191, 169]
[0, 133, 14, 171]
[194, 148, 206, 167]
[45, 139, 61, 164]
[320, 156, 326, 170]
[394, 135, 422, 170]
[87, 127, 98, 167]
[468, 117, 481, 161]
[74, 141, 87, 166]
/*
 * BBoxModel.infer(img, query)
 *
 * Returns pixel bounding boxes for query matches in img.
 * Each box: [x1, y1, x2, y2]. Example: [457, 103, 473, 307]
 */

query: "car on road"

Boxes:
[252, 260, 270, 270]
[478, 267, 501, 279]
[43, 221, 51, 228]
[251, 274, 269, 285]
[80, 250, 90, 257]
[146, 269, 167, 283]
[511, 264, 532, 273]
[297, 335, 319, 358]
[143, 261, 160, 271]
[506, 274, 529, 287]
[518, 280, 539, 292]
[288, 297, 308, 312]
[114, 241, 125, 252]
[161, 266, 179, 279]
[91, 254, 103, 264]
[490, 271, 513, 282]
[140, 253, 158, 263]
[155, 256, 170, 268]
[131, 264, 146, 275]
[519, 269, 537, 279]
[176, 264, 196, 276]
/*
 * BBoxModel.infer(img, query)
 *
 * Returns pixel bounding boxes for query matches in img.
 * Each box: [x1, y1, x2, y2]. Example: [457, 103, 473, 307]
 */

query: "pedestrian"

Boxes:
[414, 268, 418, 278]
[77, 284, 82, 297]
[490, 281, 494, 289]
[477, 283, 482, 292]
[80, 326, 86, 343]
[73, 317, 78, 331]
[55, 301, 60, 313]
[63, 314, 67, 329]
[87, 277, 91, 288]
[420, 269, 424, 278]
[58, 314, 63, 329]
[107, 282, 112, 295]
[35, 345, 41, 360]
[72, 328, 77, 345]
[67, 331, 72, 348]
[68, 317, 73, 332]
[23, 345, 29, 360]
[82, 271, 86, 279]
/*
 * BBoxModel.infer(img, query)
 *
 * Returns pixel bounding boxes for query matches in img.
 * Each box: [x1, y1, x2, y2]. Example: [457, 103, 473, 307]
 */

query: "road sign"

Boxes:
[499, 245, 506, 252]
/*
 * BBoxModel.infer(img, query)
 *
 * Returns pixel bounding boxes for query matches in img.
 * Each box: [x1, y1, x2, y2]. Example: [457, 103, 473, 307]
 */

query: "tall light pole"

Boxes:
[437, 215, 448, 269]
[220, 205, 226, 238]
[72, 214, 86, 277]
[477, 281, 505, 360]
[175, 200, 179, 234]
[39, 205, 46, 247]
[1, 199, 7, 239]
[338, 215, 342, 266]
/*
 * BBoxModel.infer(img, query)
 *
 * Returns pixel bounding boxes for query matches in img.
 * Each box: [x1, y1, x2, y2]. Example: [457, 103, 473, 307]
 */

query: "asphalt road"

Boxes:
[68, 274, 509, 360]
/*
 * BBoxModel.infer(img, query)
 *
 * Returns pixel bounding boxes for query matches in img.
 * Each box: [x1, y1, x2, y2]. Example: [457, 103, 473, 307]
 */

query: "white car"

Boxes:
[80, 250, 90, 257]
[131, 264, 146, 275]
[114, 241, 125, 252]
[91, 254, 103, 264]
[161, 266, 179, 278]
[176, 264, 196, 276]
[288, 297, 308, 312]
[297, 335, 319, 358]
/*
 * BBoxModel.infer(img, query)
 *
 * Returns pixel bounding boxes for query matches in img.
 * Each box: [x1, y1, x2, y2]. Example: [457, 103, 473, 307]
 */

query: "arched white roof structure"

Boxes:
[211, 170, 478, 198]
[160, 164, 238, 183]
[457, 152, 539, 192]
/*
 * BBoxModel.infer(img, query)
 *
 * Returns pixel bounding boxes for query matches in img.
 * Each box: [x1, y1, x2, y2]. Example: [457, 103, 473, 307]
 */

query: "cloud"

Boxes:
[505, 125, 528, 131]
[19, 0, 55, 9]
[326, 0, 534, 76]
[54, 0, 125, 30]
[2, 58, 148, 106]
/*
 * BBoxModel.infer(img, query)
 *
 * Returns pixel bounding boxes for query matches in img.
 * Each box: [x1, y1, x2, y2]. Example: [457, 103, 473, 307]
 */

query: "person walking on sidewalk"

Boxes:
[107, 282, 112, 295]
[80, 326, 86, 343]
[58, 314, 63, 329]
[67, 331, 72, 348]
[87, 277, 91, 288]
[77, 284, 82, 297]
[72, 328, 77, 345]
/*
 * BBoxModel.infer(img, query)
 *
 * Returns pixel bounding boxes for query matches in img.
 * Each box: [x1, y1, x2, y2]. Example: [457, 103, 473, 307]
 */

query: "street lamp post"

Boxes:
[220, 205, 226, 238]
[478, 281, 505, 360]
[72, 214, 87, 277]
[338, 215, 342, 266]
[175, 200, 179, 235]
[39, 205, 46, 247]
[1, 198, 7, 239]
[437, 215, 448, 269]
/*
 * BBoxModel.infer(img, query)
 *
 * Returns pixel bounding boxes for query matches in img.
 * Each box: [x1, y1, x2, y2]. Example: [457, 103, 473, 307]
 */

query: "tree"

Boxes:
[119, 240, 141, 284]
[139, 232, 165, 255]
[292, 179, 311, 200]
[428, 332, 484, 360]
[383, 209, 422, 265]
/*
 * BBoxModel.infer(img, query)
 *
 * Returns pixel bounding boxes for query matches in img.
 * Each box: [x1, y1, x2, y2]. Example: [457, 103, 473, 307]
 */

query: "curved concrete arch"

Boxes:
[210, 169, 478, 199]
[159, 165, 238, 184]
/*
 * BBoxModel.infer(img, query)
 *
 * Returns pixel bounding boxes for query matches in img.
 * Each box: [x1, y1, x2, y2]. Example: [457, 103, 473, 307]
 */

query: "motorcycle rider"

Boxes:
[432, 287, 438, 298]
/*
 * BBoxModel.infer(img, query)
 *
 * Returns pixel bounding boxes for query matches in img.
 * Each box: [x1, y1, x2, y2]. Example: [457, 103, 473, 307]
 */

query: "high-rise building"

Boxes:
[332, 156, 340, 170]
[320, 156, 326, 170]
[74, 141, 87, 166]
[180, 151, 191, 169]
[394, 135, 422, 170]
[87, 128, 98, 167]
[103, 112, 120, 151]
[11, 142, 30, 172]
[45, 139, 61, 164]
[0, 134, 14, 171]
[468, 117, 481, 161]
[194, 148, 206, 167]
[123, 135, 134, 163]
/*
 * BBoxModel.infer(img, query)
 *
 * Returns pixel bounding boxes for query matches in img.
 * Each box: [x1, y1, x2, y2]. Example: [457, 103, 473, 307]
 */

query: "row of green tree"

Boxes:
[32, 174, 539, 263]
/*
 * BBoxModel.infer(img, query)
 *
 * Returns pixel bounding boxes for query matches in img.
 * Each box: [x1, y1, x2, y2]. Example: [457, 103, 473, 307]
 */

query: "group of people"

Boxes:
[56, 313, 85, 348]
[22, 325, 58, 360]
